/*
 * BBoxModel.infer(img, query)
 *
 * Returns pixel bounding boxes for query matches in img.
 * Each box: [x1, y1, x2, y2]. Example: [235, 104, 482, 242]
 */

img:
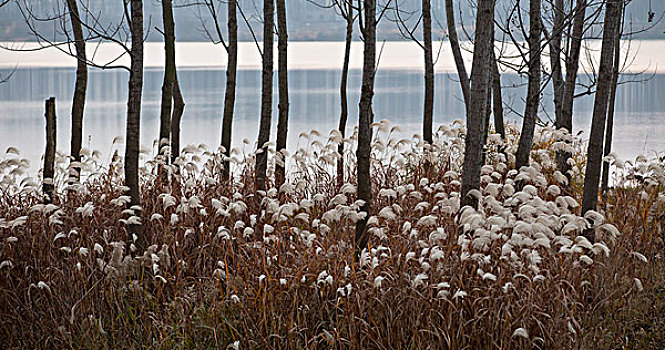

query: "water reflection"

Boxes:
[1, 67, 664, 173]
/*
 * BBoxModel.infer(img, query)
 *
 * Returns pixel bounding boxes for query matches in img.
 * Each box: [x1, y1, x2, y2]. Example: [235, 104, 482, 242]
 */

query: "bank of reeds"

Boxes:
[1, 121, 663, 349]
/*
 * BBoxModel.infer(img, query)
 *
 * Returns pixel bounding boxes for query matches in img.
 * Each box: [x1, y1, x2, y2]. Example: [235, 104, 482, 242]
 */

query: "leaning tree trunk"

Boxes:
[221, 0, 238, 181]
[515, 0, 542, 170]
[601, 1, 624, 204]
[66, 0, 87, 182]
[460, 0, 494, 209]
[549, 0, 565, 128]
[337, 2, 353, 189]
[356, 0, 377, 253]
[256, 0, 274, 191]
[445, 0, 470, 108]
[422, 0, 434, 144]
[581, 0, 623, 235]
[158, 0, 176, 155]
[275, 0, 289, 187]
[556, 0, 587, 177]
[171, 76, 184, 162]
[126, 0, 145, 252]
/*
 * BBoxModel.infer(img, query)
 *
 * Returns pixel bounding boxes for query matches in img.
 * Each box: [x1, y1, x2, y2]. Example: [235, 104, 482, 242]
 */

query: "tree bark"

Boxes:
[445, 0, 470, 108]
[256, 0, 274, 191]
[126, 0, 144, 251]
[221, 0, 238, 181]
[515, 0, 542, 170]
[337, 1, 353, 189]
[275, 0, 289, 187]
[171, 75, 184, 162]
[422, 0, 434, 144]
[356, 0, 377, 253]
[549, 0, 565, 128]
[460, 0, 494, 209]
[158, 0, 175, 154]
[601, 1, 624, 204]
[556, 0, 587, 176]
[66, 0, 87, 182]
[581, 0, 622, 234]
[43, 97, 56, 203]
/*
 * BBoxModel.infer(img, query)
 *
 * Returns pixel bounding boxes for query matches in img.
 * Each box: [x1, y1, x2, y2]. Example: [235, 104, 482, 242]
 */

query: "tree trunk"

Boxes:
[337, 2, 353, 189]
[66, 0, 87, 183]
[221, 0, 238, 181]
[445, 0, 470, 108]
[356, 0, 377, 253]
[491, 50, 505, 141]
[158, 0, 176, 155]
[275, 0, 289, 187]
[460, 0, 494, 209]
[126, 0, 144, 251]
[422, 0, 434, 144]
[43, 97, 56, 203]
[515, 0, 542, 170]
[171, 75, 184, 163]
[601, 1, 624, 204]
[256, 0, 274, 191]
[581, 0, 622, 235]
[556, 0, 587, 176]
[549, 0, 565, 128]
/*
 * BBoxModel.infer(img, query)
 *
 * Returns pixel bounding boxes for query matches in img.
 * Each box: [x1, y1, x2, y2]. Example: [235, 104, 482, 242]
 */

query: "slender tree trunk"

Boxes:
[550, 0, 565, 127]
[221, 0, 238, 181]
[171, 75, 184, 162]
[515, 0, 542, 170]
[556, 0, 587, 176]
[66, 0, 87, 182]
[159, 0, 175, 154]
[601, 2, 624, 204]
[581, 0, 622, 233]
[256, 0, 274, 191]
[460, 0, 494, 209]
[337, 3, 353, 189]
[422, 0, 434, 144]
[43, 97, 56, 203]
[491, 50, 505, 141]
[275, 0, 289, 186]
[445, 0, 470, 108]
[356, 0, 377, 253]
[126, 0, 145, 251]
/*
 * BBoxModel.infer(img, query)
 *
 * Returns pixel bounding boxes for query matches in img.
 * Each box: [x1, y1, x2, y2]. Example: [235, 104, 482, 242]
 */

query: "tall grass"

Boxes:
[0, 121, 663, 349]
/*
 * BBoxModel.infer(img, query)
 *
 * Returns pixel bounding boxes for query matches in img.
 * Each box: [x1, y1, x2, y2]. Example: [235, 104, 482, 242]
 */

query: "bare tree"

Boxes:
[548, 0, 564, 130]
[445, 0, 470, 108]
[581, 0, 623, 235]
[338, 0, 355, 188]
[256, 0, 274, 191]
[158, 0, 176, 154]
[601, 0, 626, 203]
[460, 0, 495, 209]
[126, 0, 145, 251]
[198, 0, 238, 180]
[515, 0, 543, 170]
[556, 0, 587, 176]
[65, 0, 87, 182]
[275, 0, 289, 187]
[355, 0, 377, 252]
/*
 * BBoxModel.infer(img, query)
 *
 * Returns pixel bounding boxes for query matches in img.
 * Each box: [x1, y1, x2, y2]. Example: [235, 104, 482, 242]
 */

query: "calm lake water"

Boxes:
[1, 41, 664, 173]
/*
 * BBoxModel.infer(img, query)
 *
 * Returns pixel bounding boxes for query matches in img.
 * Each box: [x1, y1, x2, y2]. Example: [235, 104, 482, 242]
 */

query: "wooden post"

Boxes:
[43, 97, 56, 202]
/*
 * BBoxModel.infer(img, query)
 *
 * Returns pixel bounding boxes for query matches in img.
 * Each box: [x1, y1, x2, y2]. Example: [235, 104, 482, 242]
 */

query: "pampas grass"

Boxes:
[0, 121, 663, 349]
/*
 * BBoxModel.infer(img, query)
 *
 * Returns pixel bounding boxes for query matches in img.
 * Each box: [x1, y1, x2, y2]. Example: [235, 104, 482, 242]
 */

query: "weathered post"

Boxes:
[43, 97, 56, 203]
